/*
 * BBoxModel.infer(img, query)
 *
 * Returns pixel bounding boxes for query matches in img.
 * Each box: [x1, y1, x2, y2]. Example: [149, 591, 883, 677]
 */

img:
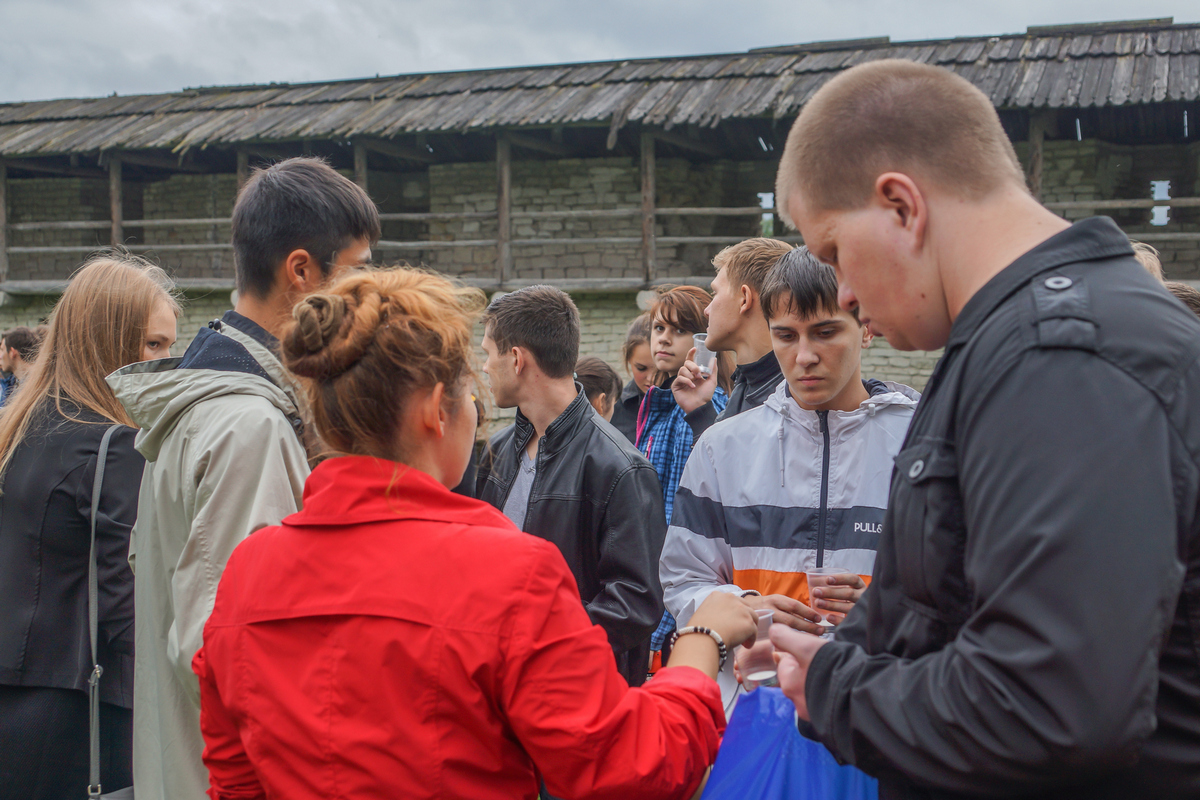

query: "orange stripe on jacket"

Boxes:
[731, 568, 872, 608]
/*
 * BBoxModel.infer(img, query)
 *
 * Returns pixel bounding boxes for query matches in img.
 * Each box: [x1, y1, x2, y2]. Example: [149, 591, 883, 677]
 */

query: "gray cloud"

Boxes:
[0, 0, 1195, 103]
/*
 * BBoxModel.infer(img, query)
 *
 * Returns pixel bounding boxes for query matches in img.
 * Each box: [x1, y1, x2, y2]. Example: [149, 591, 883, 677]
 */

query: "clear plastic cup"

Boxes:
[806, 567, 847, 637]
[692, 333, 717, 378]
[737, 609, 778, 690]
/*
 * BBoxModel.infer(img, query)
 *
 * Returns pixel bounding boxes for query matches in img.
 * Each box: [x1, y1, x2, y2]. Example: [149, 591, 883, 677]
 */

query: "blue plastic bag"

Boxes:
[701, 687, 878, 800]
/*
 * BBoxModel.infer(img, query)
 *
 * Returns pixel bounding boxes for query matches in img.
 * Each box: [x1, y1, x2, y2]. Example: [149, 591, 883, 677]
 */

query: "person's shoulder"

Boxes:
[700, 401, 778, 448]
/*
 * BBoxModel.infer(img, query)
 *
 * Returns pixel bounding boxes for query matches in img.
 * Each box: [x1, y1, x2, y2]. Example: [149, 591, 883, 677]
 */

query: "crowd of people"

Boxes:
[3, 57, 1200, 800]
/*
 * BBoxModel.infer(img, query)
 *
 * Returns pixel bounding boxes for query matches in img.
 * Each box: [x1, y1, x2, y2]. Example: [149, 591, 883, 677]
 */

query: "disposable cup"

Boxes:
[806, 567, 850, 634]
[737, 609, 778, 689]
[692, 333, 717, 378]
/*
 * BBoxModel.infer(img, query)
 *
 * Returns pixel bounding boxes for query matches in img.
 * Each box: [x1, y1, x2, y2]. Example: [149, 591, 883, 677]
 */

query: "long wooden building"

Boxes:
[0, 16, 1197, 387]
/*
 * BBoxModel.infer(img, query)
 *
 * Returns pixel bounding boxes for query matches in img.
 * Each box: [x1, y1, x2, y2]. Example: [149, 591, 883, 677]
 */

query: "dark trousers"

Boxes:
[0, 684, 132, 800]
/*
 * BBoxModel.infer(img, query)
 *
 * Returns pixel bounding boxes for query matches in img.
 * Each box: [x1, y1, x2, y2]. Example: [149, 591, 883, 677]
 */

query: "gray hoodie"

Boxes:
[107, 315, 310, 800]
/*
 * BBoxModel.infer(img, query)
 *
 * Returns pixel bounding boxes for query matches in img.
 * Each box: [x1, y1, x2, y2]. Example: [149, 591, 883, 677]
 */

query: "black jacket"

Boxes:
[0, 401, 142, 708]
[806, 218, 1200, 798]
[685, 349, 783, 439]
[477, 388, 666, 686]
[610, 379, 643, 444]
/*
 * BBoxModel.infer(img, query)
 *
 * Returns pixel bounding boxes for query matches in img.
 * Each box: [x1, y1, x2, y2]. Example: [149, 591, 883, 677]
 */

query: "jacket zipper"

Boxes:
[816, 410, 830, 567]
[524, 437, 544, 526]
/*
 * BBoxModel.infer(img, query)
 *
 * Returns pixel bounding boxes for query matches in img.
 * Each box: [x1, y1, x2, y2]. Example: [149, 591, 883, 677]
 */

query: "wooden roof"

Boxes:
[0, 18, 1197, 157]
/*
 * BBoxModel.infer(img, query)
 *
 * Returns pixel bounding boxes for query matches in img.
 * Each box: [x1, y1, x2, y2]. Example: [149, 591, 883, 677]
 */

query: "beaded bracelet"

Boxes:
[669, 625, 728, 671]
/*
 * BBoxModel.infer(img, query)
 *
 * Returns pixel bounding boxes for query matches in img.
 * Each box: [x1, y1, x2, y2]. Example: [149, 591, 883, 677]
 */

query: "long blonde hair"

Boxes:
[0, 254, 180, 484]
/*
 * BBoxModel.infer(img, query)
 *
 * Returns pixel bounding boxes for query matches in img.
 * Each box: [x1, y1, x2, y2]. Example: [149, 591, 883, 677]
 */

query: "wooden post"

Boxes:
[1027, 110, 1054, 202]
[109, 155, 123, 247]
[353, 141, 368, 194]
[236, 148, 250, 189]
[496, 134, 513, 286]
[0, 159, 8, 285]
[640, 131, 656, 284]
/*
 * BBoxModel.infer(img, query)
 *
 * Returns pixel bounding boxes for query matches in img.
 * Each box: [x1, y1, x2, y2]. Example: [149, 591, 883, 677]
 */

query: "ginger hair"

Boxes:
[0, 254, 179, 488]
[649, 285, 734, 394]
[776, 59, 1026, 222]
[280, 268, 485, 459]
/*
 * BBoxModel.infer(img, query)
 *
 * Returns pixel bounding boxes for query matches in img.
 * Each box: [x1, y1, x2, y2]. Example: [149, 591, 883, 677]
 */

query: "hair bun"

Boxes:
[292, 294, 346, 354]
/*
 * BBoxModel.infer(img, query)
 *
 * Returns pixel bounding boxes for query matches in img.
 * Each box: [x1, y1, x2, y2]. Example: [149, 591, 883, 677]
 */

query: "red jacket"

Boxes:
[194, 455, 724, 800]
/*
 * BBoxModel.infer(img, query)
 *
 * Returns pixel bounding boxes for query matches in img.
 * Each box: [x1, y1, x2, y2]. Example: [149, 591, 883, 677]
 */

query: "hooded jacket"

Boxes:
[195, 456, 725, 800]
[683, 350, 784, 440]
[661, 379, 918, 711]
[476, 388, 666, 686]
[106, 312, 311, 800]
[610, 379, 644, 444]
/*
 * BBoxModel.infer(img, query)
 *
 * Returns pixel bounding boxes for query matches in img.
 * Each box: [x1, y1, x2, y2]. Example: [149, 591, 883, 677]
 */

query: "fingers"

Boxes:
[813, 598, 856, 614]
[764, 595, 822, 623]
[769, 623, 825, 665]
[769, 610, 826, 636]
[674, 362, 699, 390]
[687, 346, 697, 361]
[825, 573, 866, 589]
[775, 651, 807, 710]
[811, 585, 860, 603]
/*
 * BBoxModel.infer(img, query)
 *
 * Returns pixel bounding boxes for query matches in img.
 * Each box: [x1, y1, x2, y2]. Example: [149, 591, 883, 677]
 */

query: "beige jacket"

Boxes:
[108, 321, 311, 800]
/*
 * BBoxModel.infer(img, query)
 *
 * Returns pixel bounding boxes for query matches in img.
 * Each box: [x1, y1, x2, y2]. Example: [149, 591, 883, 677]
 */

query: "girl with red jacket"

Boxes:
[192, 269, 757, 800]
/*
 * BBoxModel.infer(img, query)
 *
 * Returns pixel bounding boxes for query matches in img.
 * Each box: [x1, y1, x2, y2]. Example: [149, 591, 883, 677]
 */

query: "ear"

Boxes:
[739, 284, 755, 315]
[282, 248, 325, 293]
[418, 382, 448, 438]
[510, 346, 524, 377]
[861, 324, 874, 349]
[873, 172, 927, 250]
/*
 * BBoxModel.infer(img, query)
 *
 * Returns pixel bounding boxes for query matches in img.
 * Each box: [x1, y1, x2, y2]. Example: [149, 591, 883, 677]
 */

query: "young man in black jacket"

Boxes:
[672, 237, 793, 437]
[476, 285, 666, 687]
[769, 59, 1200, 799]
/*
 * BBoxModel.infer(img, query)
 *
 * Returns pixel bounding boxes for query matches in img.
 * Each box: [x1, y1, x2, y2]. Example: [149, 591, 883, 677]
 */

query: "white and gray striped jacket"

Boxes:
[660, 378, 918, 711]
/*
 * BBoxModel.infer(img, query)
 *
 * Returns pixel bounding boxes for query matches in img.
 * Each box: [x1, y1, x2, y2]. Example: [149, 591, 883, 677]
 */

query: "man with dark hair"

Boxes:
[672, 238, 794, 437]
[660, 247, 916, 715]
[107, 156, 378, 800]
[476, 285, 667, 687]
[771, 59, 1200, 798]
[0, 326, 41, 405]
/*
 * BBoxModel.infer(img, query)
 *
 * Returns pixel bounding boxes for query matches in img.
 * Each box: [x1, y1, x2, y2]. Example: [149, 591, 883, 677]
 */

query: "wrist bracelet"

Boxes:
[669, 626, 728, 671]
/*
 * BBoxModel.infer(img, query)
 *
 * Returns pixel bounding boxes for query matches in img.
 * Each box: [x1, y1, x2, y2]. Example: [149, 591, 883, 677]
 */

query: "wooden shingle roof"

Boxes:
[0, 18, 1197, 157]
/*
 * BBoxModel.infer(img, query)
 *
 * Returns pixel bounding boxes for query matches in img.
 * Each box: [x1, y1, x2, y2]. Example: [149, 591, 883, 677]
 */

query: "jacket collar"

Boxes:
[284, 455, 515, 529]
[946, 217, 1133, 350]
[511, 384, 594, 458]
[620, 379, 643, 404]
[732, 350, 782, 389]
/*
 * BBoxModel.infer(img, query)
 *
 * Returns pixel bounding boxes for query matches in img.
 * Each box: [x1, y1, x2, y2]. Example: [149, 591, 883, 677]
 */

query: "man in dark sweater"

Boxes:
[672, 238, 793, 437]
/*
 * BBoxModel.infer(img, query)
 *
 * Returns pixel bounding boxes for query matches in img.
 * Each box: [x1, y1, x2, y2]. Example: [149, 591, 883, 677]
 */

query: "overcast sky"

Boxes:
[0, 0, 1194, 104]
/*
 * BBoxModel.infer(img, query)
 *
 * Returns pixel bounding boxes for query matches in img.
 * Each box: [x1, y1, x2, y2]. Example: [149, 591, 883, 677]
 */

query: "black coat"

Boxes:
[0, 401, 142, 708]
[807, 218, 1200, 798]
[684, 349, 784, 439]
[477, 388, 666, 686]
[609, 379, 643, 445]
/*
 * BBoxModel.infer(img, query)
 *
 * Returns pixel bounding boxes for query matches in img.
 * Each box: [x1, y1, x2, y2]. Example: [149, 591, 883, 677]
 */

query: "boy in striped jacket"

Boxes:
[659, 246, 918, 714]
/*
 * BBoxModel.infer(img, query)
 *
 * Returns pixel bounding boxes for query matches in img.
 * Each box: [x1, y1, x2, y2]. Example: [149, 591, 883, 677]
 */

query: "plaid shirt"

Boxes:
[637, 384, 727, 651]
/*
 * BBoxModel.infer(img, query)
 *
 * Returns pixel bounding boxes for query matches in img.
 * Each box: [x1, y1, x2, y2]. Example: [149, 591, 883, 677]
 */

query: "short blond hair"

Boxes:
[1131, 241, 1164, 281]
[776, 59, 1026, 222]
[712, 238, 795, 296]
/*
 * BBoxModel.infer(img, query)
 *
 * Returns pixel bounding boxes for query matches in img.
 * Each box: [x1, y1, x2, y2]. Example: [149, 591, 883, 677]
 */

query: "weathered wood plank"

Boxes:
[496, 135, 512, 284]
[109, 155, 123, 247]
[640, 131, 656, 283]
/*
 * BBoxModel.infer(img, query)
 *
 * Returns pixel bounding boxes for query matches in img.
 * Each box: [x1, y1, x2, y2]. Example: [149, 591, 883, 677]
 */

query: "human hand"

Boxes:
[770, 623, 829, 721]
[810, 574, 867, 623]
[688, 591, 759, 649]
[741, 593, 825, 636]
[671, 348, 718, 414]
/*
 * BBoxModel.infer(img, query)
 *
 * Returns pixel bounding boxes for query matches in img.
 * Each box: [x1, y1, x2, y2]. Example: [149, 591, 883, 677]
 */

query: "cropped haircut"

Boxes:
[1167, 282, 1200, 320]
[713, 238, 795, 296]
[1132, 241, 1164, 281]
[760, 246, 851, 323]
[232, 157, 381, 299]
[281, 268, 486, 459]
[776, 59, 1026, 220]
[482, 285, 580, 379]
[574, 356, 622, 412]
[649, 285, 733, 393]
[622, 312, 652, 366]
[3, 326, 42, 362]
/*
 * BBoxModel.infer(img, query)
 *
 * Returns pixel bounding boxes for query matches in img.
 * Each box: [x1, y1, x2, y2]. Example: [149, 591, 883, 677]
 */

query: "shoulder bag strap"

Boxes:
[87, 424, 122, 799]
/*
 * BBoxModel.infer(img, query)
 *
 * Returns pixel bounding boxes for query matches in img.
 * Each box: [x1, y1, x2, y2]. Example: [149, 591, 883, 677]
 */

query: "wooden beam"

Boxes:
[650, 129, 722, 157]
[109, 156, 123, 247]
[0, 160, 8, 285]
[4, 158, 106, 179]
[236, 148, 250, 189]
[358, 136, 435, 164]
[496, 135, 513, 285]
[353, 141, 369, 193]
[640, 131, 656, 283]
[1027, 110, 1055, 202]
[505, 130, 574, 157]
[116, 151, 204, 173]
